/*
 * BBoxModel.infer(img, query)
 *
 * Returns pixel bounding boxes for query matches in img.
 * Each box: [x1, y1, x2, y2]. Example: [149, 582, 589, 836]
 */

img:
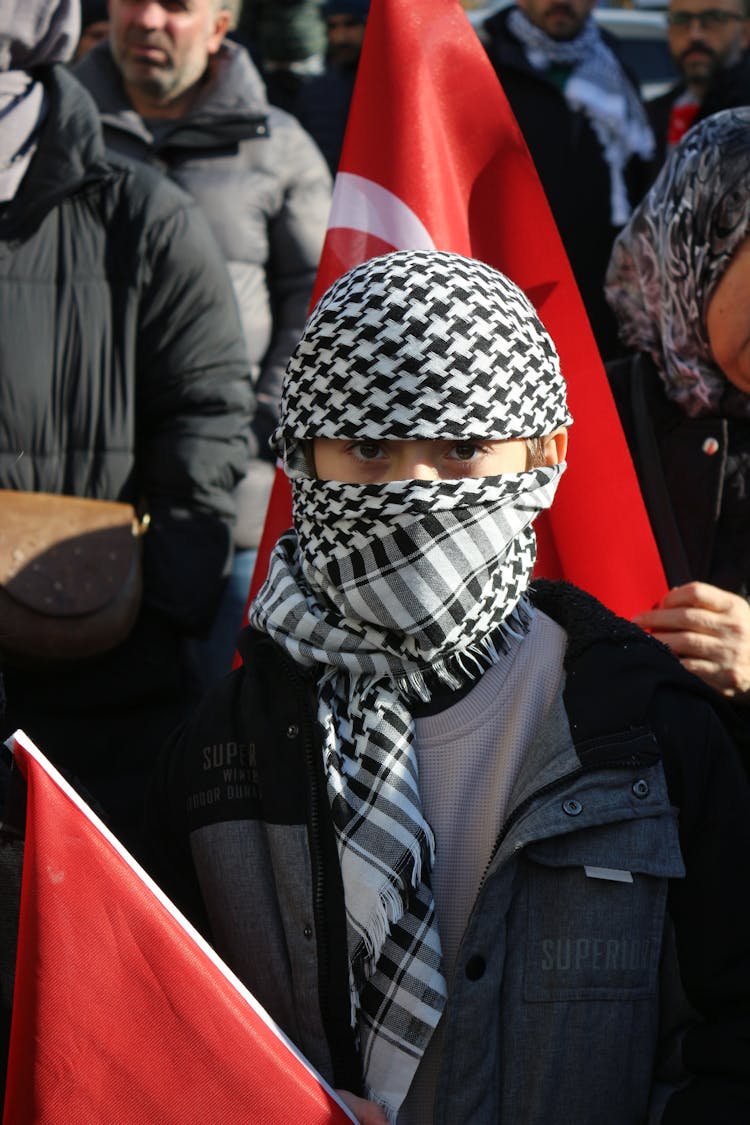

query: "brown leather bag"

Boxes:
[0, 491, 149, 663]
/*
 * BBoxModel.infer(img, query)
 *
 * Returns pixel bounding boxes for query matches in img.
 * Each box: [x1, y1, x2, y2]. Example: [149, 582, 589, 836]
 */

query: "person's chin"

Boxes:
[543, 15, 581, 39]
[680, 53, 715, 83]
[330, 48, 359, 69]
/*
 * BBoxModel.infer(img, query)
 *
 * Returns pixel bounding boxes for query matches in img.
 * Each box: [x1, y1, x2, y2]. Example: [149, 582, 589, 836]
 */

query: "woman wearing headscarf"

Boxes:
[150, 250, 750, 1124]
[606, 108, 750, 705]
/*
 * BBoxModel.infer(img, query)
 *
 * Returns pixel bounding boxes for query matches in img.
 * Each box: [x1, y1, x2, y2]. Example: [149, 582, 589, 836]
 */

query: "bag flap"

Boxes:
[0, 491, 140, 616]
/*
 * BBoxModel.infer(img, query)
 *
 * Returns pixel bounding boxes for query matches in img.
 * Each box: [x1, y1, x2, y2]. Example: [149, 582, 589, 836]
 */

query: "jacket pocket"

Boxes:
[523, 814, 685, 1002]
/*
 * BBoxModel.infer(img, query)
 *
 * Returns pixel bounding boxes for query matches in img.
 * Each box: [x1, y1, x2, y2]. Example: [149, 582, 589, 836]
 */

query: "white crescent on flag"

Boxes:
[328, 173, 436, 252]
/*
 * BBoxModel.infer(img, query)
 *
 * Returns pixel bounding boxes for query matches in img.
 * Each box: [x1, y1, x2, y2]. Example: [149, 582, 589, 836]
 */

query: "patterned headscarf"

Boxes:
[250, 250, 571, 1120]
[606, 108, 750, 419]
[507, 7, 654, 225]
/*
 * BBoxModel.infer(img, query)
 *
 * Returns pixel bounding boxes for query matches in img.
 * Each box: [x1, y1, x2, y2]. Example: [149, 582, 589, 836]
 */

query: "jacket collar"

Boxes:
[530, 578, 745, 753]
[74, 39, 270, 151]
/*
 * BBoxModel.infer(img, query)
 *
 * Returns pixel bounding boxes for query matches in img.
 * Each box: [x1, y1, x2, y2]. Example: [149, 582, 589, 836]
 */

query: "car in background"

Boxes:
[595, 7, 677, 98]
[465, 3, 678, 99]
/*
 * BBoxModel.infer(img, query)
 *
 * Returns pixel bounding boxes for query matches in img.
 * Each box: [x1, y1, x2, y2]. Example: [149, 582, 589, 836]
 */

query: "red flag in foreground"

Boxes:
[248, 0, 666, 620]
[3, 730, 355, 1125]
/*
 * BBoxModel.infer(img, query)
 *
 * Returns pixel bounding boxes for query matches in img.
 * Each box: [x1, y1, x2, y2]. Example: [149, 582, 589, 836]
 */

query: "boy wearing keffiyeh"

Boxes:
[151, 251, 750, 1124]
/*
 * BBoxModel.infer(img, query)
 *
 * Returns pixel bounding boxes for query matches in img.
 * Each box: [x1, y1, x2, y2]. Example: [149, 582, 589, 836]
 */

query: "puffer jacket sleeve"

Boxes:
[254, 110, 331, 453]
[133, 184, 255, 632]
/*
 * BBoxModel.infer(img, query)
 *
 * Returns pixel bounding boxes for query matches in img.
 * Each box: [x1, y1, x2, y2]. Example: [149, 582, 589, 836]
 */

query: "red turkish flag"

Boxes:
[2, 730, 355, 1125]
[247, 0, 666, 619]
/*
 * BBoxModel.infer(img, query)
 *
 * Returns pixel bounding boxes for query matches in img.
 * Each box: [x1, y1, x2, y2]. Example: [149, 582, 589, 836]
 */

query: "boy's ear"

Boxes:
[303, 439, 318, 476]
[542, 429, 568, 466]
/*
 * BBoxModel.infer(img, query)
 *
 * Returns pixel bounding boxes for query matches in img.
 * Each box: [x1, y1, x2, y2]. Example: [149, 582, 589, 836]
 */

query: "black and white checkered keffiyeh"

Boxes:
[250, 251, 571, 1120]
[507, 7, 653, 225]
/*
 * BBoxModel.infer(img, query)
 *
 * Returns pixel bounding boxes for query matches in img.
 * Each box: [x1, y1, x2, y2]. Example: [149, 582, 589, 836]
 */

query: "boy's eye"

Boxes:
[351, 440, 384, 461]
[449, 441, 485, 462]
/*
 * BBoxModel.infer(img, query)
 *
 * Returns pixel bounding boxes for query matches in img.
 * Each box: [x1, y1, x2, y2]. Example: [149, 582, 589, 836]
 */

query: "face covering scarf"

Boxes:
[250, 250, 572, 1120]
[250, 467, 563, 1117]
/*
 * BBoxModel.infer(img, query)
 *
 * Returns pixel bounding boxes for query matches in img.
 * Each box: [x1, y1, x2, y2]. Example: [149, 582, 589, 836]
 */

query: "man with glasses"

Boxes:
[648, 0, 750, 165]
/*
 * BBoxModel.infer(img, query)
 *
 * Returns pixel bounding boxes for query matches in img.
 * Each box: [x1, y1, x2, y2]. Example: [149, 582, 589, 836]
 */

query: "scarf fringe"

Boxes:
[368, 1088, 399, 1125]
[355, 834, 428, 992]
[392, 597, 532, 702]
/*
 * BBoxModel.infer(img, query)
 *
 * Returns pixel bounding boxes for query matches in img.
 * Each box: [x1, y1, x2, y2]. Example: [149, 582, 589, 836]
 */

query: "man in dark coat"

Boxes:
[483, 0, 655, 358]
[294, 0, 369, 176]
[647, 0, 750, 168]
[0, 0, 254, 852]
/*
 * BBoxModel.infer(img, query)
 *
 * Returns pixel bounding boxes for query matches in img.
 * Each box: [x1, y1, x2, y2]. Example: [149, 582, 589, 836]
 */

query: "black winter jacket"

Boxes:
[294, 66, 357, 176]
[0, 67, 253, 781]
[608, 354, 750, 599]
[483, 9, 654, 358]
[148, 581, 750, 1122]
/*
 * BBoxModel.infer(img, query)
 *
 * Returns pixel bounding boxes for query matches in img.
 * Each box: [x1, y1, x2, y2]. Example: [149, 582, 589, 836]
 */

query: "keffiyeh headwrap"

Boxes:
[605, 108, 750, 419]
[0, 0, 80, 201]
[508, 7, 654, 225]
[250, 251, 571, 1119]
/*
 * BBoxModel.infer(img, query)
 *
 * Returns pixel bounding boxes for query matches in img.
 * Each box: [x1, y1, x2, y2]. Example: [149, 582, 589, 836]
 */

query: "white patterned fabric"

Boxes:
[606, 108, 750, 420]
[507, 7, 654, 225]
[251, 250, 571, 1120]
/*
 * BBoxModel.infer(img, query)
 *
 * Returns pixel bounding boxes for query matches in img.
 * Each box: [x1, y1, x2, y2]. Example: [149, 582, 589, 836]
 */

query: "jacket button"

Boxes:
[632, 779, 649, 799]
[562, 798, 582, 816]
[465, 955, 486, 981]
[303, 924, 313, 940]
[286, 723, 299, 739]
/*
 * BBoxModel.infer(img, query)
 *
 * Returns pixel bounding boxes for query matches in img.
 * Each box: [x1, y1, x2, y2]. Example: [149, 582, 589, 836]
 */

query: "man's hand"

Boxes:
[633, 581, 750, 701]
[335, 1089, 390, 1125]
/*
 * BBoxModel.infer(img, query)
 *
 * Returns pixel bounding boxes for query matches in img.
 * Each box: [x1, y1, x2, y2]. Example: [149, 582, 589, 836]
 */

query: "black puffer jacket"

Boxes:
[0, 66, 253, 792]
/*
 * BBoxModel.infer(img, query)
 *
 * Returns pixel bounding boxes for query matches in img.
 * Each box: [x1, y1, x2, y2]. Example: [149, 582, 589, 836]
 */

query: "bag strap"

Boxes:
[628, 353, 693, 588]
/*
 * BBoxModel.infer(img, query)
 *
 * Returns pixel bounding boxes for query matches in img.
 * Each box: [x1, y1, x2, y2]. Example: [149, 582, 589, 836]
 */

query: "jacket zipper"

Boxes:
[278, 656, 332, 1035]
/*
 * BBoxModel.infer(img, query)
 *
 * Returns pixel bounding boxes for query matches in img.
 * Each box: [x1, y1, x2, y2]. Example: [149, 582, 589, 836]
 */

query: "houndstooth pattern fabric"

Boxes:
[277, 250, 571, 452]
[255, 471, 561, 671]
[252, 251, 570, 1120]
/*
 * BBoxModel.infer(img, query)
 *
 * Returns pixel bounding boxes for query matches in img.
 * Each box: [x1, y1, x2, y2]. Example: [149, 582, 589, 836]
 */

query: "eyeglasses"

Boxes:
[667, 8, 745, 29]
